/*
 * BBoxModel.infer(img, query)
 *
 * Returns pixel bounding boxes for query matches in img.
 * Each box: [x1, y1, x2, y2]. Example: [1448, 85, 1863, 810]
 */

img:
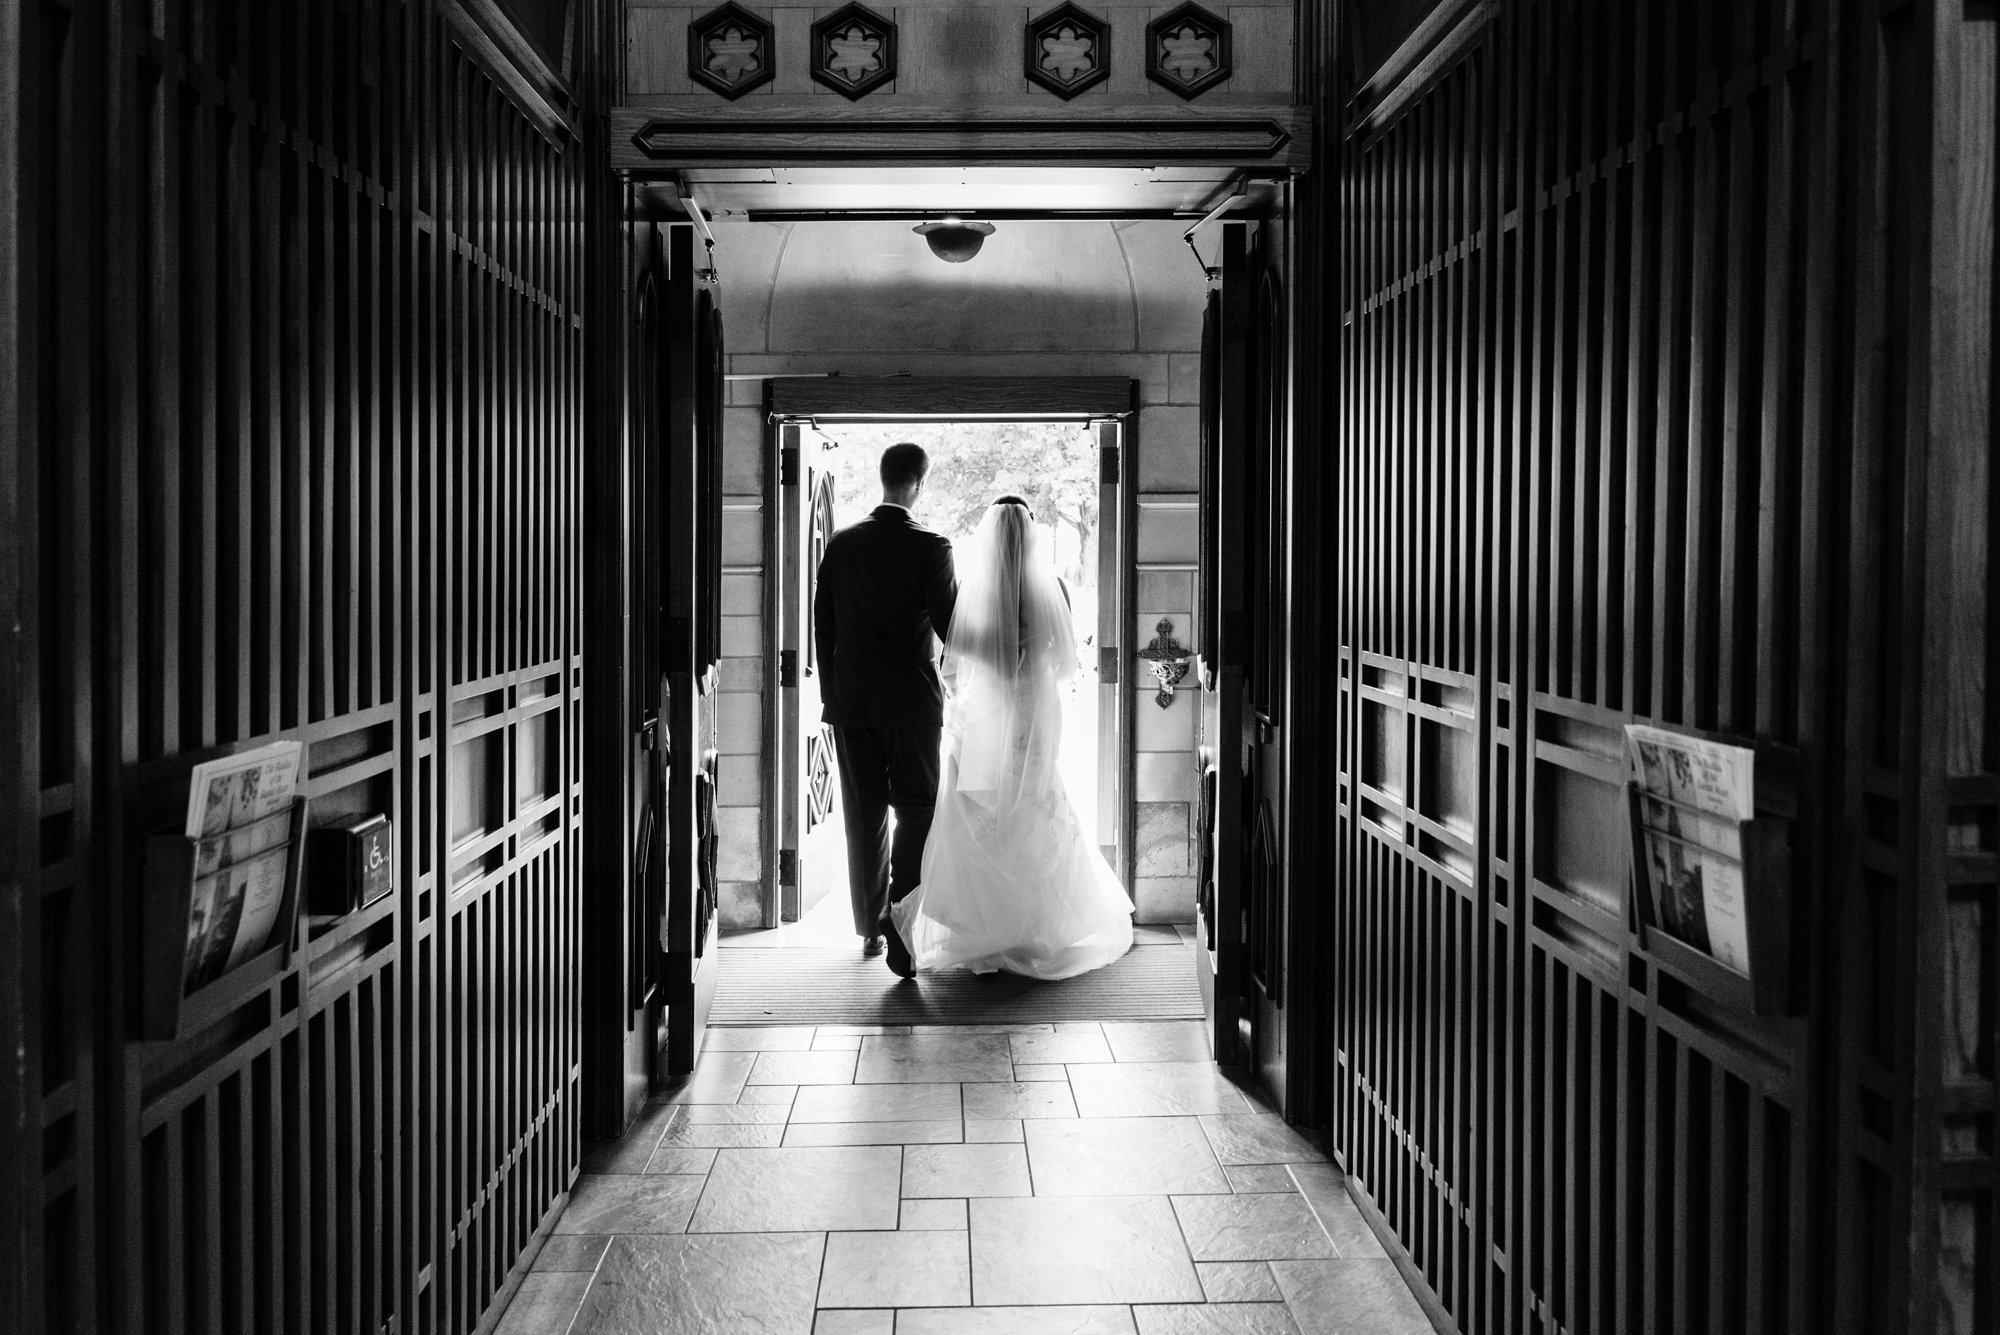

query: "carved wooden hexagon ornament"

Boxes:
[688, 3, 775, 100]
[810, 3, 897, 100]
[1024, 3, 1111, 100]
[1146, 3, 1232, 100]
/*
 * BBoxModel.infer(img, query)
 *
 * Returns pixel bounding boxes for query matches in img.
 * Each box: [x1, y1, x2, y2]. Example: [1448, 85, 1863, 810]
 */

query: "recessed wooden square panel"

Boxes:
[451, 732, 506, 846]
[1417, 717, 1476, 836]
[1361, 699, 1406, 802]
[1535, 761, 1626, 920]
[516, 712, 559, 814]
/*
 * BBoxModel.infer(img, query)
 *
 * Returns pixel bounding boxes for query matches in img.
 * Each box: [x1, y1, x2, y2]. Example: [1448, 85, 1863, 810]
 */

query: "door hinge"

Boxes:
[1099, 646, 1120, 684]
[779, 848, 798, 886]
[779, 648, 798, 688]
[1100, 444, 1120, 485]
[781, 444, 799, 486]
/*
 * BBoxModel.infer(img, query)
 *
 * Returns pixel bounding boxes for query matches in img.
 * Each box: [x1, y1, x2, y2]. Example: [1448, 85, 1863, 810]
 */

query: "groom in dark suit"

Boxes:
[813, 443, 957, 978]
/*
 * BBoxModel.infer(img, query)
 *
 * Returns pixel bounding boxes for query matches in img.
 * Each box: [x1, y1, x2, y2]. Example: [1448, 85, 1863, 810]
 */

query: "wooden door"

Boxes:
[627, 226, 671, 1112]
[663, 224, 725, 1074]
[1242, 258, 1288, 1088]
[779, 425, 845, 921]
[1196, 221, 1258, 1065]
[1096, 418, 1131, 874]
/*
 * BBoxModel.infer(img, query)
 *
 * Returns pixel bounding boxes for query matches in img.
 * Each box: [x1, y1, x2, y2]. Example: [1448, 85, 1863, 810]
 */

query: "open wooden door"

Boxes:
[1242, 253, 1289, 1095]
[663, 223, 725, 1074]
[1196, 221, 1258, 1066]
[1096, 417, 1131, 875]
[585, 216, 672, 1134]
[778, 422, 845, 921]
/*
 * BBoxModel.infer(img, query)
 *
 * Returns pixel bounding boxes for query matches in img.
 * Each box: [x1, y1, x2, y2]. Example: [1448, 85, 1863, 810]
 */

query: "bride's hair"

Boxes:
[992, 494, 1032, 515]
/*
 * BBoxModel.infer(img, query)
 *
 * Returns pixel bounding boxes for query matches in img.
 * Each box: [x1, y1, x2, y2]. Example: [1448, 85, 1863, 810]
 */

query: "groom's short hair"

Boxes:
[880, 443, 929, 492]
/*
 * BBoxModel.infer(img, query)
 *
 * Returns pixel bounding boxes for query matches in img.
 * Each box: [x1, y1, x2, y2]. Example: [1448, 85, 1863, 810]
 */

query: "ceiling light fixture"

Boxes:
[912, 217, 996, 263]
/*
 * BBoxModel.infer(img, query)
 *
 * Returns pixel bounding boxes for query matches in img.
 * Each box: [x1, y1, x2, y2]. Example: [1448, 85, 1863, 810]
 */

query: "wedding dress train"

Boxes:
[891, 500, 1134, 980]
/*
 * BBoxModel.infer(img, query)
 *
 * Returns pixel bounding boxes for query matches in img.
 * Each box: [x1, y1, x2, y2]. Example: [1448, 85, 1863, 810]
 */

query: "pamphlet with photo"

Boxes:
[184, 742, 303, 839]
[1626, 725, 1758, 978]
[174, 741, 304, 995]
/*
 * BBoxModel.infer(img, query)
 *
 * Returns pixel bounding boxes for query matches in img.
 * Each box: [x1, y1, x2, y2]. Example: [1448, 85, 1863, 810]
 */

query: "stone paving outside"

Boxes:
[495, 1023, 1434, 1335]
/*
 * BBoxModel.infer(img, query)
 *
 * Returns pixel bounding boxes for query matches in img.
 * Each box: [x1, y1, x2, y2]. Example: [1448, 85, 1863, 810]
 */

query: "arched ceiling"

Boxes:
[711, 218, 1211, 356]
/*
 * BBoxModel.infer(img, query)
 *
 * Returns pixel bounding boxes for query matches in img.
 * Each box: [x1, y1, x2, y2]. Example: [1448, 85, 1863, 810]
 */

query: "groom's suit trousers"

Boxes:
[831, 725, 942, 936]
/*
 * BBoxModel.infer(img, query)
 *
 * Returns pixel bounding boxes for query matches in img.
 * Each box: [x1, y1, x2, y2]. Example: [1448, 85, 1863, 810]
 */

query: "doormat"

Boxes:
[708, 942, 1205, 1026]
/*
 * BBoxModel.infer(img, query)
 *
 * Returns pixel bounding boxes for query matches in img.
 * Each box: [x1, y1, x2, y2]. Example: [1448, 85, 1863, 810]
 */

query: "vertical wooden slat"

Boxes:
[1, 0, 593, 1331]
[1320, 1, 1977, 1331]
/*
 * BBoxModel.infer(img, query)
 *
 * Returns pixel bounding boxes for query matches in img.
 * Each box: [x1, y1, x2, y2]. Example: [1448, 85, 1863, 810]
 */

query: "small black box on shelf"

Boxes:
[307, 814, 395, 915]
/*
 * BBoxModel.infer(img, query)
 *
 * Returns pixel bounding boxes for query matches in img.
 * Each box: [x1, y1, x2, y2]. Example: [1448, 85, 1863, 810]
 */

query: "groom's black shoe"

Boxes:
[861, 935, 885, 958]
[880, 916, 915, 980]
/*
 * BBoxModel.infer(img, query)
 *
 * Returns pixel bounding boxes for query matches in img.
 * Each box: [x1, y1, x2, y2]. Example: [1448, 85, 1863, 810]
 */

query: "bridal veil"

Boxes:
[892, 500, 1135, 980]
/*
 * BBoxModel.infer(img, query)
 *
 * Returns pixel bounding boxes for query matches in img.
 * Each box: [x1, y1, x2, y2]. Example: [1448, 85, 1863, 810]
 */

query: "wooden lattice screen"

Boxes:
[1324, 3, 1995, 1334]
[0, 1, 602, 1331]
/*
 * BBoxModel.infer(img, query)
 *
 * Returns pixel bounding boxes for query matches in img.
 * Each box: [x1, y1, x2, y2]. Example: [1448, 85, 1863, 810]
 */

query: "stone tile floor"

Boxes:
[495, 1022, 1434, 1335]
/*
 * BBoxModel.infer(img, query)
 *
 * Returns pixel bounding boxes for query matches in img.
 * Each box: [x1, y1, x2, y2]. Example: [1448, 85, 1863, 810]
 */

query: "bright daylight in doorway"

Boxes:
[748, 419, 1110, 953]
[816, 420, 1105, 838]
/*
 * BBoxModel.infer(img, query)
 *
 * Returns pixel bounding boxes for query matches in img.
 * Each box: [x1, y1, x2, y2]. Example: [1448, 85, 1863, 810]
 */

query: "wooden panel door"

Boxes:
[663, 225, 725, 1075]
[1243, 257, 1289, 1094]
[779, 424, 845, 921]
[629, 227, 671, 1113]
[1197, 222, 1258, 1066]
[1096, 418, 1131, 876]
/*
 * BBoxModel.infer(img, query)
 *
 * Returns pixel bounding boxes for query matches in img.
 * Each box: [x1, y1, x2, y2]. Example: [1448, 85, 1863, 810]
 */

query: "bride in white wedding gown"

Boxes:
[891, 497, 1135, 980]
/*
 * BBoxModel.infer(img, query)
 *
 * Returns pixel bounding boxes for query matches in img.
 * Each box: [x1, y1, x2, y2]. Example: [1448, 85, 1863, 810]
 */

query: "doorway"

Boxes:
[689, 376, 1221, 1024]
[789, 417, 1109, 931]
[769, 382, 1134, 928]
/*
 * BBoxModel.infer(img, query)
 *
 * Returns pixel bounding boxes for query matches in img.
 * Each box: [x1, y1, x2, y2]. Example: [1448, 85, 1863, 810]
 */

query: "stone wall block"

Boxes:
[1137, 570, 1193, 609]
[724, 407, 766, 492]
[722, 614, 763, 658]
[1136, 503, 1198, 566]
[719, 880, 764, 931]
[1134, 876, 1197, 925]
[723, 571, 764, 614]
[1135, 690, 1196, 750]
[1135, 801, 1193, 877]
[718, 692, 764, 754]
[1136, 405, 1198, 490]
[717, 807, 764, 882]
[1135, 750, 1193, 804]
[718, 753, 762, 806]
[723, 505, 764, 565]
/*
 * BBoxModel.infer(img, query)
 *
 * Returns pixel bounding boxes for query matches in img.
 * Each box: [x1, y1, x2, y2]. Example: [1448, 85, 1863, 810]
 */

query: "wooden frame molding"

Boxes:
[766, 375, 1137, 420]
[440, 0, 579, 142]
[762, 376, 1141, 901]
[614, 104, 1309, 173]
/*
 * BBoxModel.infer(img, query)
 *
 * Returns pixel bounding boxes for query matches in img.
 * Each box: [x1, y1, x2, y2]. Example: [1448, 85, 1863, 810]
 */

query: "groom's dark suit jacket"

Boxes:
[813, 505, 957, 728]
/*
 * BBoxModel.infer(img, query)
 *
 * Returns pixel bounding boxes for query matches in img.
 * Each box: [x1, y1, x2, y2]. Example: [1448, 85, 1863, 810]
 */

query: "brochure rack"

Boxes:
[1624, 733, 1797, 1016]
[139, 798, 309, 1041]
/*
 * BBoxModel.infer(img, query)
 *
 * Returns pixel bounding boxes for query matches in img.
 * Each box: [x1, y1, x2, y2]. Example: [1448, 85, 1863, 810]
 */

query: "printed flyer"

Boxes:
[1627, 726, 1757, 977]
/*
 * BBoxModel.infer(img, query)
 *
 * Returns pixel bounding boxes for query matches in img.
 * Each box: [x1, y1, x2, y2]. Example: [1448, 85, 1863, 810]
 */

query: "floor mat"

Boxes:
[708, 942, 1205, 1026]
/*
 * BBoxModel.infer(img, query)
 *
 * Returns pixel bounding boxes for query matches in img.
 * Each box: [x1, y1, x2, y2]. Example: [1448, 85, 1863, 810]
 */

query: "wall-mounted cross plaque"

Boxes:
[688, 3, 776, 100]
[1024, 3, 1112, 100]
[810, 3, 897, 100]
[1137, 618, 1193, 708]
